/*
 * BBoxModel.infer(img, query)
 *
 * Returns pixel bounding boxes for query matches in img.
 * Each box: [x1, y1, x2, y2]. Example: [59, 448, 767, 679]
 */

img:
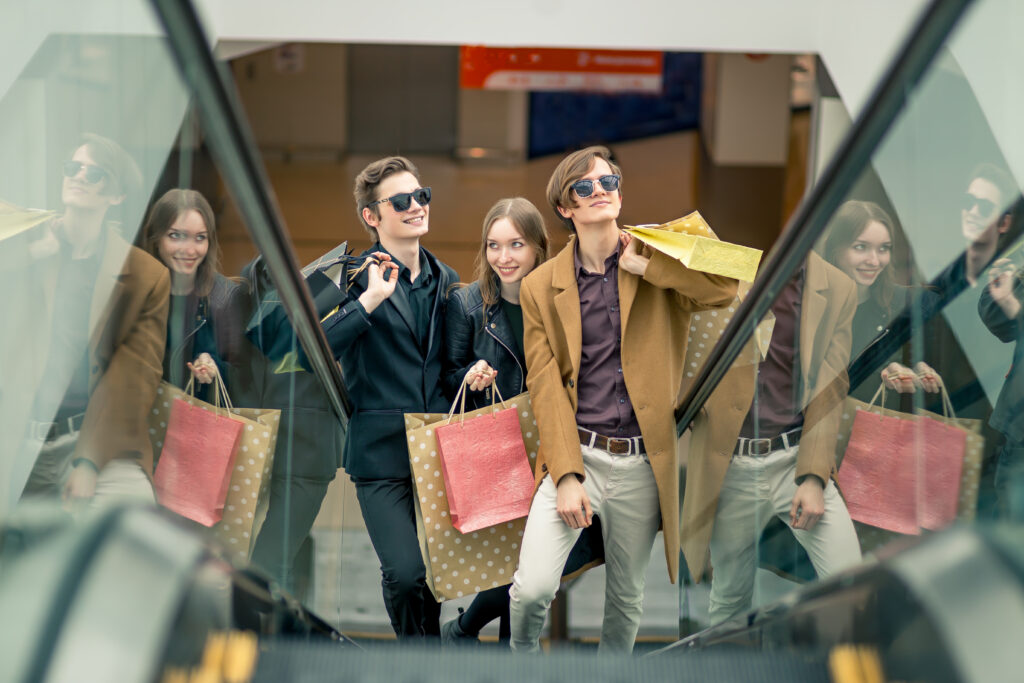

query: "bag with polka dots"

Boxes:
[680, 283, 775, 396]
[148, 380, 281, 562]
[404, 391, 539, 602]
[836, 384, 983, 534]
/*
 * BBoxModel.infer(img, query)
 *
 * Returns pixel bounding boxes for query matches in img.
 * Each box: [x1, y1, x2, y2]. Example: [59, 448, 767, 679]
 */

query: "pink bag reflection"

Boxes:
[434, 384, 535, 534]
[153, 395, 244, 527]
[838, 387, 966, 535]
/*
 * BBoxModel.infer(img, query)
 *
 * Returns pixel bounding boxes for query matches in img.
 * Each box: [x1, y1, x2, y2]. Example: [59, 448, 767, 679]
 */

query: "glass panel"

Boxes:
[682, 0, 1024, 651]
[0, 1, 348, 672]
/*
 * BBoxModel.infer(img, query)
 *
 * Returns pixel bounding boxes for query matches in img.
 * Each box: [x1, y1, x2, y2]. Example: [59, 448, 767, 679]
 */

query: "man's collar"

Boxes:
[374, 242, 431, 283]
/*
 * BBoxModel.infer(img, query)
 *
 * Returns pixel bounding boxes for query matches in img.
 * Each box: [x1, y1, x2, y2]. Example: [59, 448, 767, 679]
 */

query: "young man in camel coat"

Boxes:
[509, 146, 737, 653]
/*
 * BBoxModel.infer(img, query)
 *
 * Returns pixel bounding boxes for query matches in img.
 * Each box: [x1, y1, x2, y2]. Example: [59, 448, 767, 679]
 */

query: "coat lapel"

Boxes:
[617, 264, 639, 341]
[89, 231, 130, 350]
[387, 281, 417, 341]
[552, 240, 582, 378]
[423, 252, 448, 358]
[800, 255, 828, 403]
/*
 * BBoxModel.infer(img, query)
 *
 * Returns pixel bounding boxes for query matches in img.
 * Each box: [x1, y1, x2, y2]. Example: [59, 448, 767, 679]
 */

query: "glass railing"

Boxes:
[0, 0, 350, 643]
[675, 0, 1024, 651]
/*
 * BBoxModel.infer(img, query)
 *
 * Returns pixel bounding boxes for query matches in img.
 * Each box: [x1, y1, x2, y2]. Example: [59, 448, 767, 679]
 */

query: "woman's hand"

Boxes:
[465, 359, 497, 392]
[881, 362, 919, 393]
[358, 252, 400, 314]
[618, 232, 651, 277]
[187, 352, 219, 384]
[881, 361, 942, 393]
[914, 361, 942, 394]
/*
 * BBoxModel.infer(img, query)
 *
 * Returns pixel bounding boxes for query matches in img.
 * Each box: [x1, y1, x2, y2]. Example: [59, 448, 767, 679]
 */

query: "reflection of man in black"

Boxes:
[978, 198, 1024, 518]
[923, 164, 1016, 319]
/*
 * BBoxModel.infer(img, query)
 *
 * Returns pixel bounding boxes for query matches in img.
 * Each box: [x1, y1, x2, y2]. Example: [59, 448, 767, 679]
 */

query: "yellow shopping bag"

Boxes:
[0, 199, 56, 242]
[625, 210, 763, 282]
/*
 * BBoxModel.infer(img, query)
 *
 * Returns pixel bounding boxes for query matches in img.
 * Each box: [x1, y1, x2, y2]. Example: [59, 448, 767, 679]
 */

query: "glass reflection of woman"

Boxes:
[143, 189, 251, 400]
[824, 200, 940, 397]
[441, 197, 602, 645]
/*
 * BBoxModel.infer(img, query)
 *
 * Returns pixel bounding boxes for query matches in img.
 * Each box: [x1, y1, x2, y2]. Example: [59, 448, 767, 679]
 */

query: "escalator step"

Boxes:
[253, 641, 832, 682]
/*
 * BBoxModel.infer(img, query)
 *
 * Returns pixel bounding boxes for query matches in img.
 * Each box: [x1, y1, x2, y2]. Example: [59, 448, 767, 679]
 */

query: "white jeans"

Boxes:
[708, 444, 861, 625]
[20, 432, 155, 506]
[509, 443, 661, 653]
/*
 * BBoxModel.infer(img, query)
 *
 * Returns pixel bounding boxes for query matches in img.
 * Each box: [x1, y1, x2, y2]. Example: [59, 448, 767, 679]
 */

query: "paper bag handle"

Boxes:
[867, 381, 957, 420]
[184, 374, 235, 413]
[445, 368, 509, 425]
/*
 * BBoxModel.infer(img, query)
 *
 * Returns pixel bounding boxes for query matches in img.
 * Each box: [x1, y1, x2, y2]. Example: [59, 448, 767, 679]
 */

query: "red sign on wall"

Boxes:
[460, 46, 663, 94]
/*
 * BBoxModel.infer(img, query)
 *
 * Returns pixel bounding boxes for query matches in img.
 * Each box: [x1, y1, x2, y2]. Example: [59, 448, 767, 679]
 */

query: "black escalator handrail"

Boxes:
[150, 0, 352, 423]
[674, 0, 973, 435]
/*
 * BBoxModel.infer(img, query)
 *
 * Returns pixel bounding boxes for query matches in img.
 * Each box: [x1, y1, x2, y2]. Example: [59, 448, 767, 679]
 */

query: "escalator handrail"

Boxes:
[674, 0, 974, 434]
[150, 0, 353, 424]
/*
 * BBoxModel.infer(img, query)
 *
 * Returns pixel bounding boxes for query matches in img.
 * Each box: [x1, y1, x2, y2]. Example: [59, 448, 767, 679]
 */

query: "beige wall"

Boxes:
[218, 131, 705, 282]
[230, 43, 348, 154]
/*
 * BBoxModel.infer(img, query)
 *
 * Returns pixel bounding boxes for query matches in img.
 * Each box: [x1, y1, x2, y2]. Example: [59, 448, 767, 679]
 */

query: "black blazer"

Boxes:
[321, 245, 458, 480]
[243, 257, 346, 481]
[443, 281, 526, 410]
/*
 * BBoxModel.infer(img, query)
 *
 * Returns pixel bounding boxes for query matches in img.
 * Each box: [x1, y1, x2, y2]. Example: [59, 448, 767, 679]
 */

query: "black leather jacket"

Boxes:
[443, 281, 526, 410]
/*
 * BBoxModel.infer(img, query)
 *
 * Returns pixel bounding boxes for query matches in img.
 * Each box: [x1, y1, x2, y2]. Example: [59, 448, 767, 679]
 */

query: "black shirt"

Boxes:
[383, 245, 436, 348]
[33, 240, 103, 421]
[500, 298, 524, 356]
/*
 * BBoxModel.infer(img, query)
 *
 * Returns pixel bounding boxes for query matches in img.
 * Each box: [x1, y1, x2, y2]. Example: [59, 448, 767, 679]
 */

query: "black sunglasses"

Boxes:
[963, 192, 997, 216]
[62, 160, 109, 184]
[368, 187, 431, 213]
[571, 174, 621, 199]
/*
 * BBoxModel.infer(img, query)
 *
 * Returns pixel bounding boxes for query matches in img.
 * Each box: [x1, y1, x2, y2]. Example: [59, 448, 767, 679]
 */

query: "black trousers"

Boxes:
[251, 475, 332, 594]
[355, 477, 441, 639]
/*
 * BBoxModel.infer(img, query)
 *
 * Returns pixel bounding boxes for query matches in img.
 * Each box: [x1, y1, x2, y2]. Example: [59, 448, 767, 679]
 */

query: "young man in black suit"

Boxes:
[320, 156, 457, 639]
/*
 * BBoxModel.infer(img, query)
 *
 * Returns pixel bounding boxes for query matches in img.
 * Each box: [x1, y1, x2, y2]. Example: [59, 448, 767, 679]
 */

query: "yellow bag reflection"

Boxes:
[625, 211, 762, 282]
[0, 200, 56, 241]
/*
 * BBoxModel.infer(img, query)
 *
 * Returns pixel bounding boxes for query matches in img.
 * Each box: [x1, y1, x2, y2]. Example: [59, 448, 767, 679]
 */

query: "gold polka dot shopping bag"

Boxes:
[404, 391, 539, 602]
[148, 379, 280, 562]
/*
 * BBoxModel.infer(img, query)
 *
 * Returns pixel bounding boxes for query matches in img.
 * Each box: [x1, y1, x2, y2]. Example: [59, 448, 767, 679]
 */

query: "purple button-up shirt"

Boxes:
[739, 268, 805, 439]
[574, 244, 642, 438]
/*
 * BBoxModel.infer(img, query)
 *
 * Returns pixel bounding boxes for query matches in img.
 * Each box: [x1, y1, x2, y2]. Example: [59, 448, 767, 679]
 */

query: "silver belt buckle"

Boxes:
[748, 438, 773, 456]
[30, 421, 54, 441]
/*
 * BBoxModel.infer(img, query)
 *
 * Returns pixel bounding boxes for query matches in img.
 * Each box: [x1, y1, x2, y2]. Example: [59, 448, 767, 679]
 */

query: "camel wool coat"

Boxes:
[520, 236, 738, 583]
[679, 252, 856, 582]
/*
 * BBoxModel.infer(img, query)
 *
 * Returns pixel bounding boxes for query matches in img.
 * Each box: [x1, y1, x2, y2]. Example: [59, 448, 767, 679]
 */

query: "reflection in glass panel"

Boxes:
[0, 2, 349, 676]
[681, 0, 1024, 659]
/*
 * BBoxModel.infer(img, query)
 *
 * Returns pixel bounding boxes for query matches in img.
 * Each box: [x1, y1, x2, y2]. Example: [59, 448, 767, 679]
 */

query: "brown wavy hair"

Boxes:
[823, 200, 899, 313]
[142, 189, 220, 297]
[353, 156, 420, 242]
[476, 198, 550, 307]
[545, 145, 622, 232]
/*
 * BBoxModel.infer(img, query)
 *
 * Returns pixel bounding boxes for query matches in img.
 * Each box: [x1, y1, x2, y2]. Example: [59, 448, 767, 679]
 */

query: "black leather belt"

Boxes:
[578, 427, 645, 456]
[734, 428, 802, 457]
[29, 413, 86, 442]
